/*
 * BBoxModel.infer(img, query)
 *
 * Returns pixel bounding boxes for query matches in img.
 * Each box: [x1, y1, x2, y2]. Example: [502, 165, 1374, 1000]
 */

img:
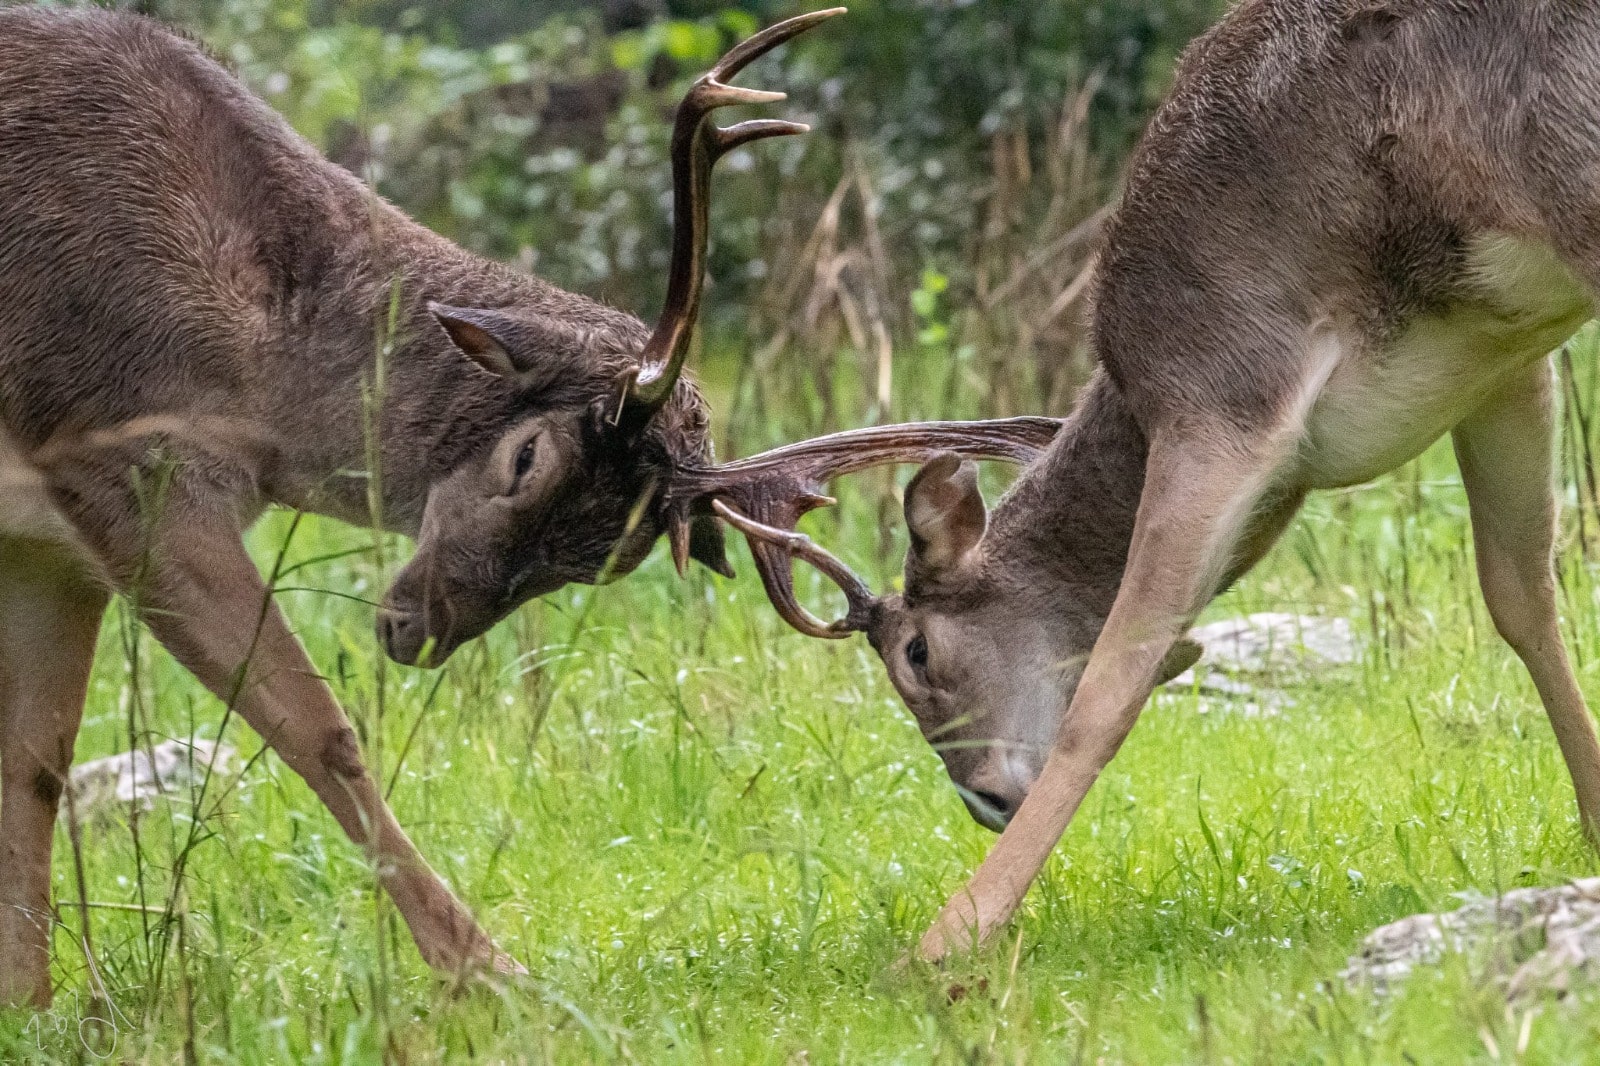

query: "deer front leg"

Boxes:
[149, 521, 524, 976]
[60, 484, 526, 980]
[0, 542, 107, 1009]
[160, 523, 523, 976]
[918, 427, 1295, 961]
[1454, 360, 1600, 844]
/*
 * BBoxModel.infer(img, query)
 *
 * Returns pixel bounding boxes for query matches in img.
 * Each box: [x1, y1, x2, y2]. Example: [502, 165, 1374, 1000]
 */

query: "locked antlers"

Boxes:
[620, 11, 1062, 636]
[713, 501, 878, 637]
[666, 417, 1064, 637]
[618, 8, 847, 424]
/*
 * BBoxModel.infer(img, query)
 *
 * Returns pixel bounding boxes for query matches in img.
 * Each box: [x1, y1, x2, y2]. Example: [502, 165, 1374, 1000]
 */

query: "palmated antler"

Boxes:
[618, 8, 847, 425]
[664, 417, 1063, 637]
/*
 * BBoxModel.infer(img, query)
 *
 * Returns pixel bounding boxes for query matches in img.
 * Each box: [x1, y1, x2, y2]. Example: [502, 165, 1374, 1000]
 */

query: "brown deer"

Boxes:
[0, 5, 1070, 1007]
[0, 5, 821, 1006]
[723, 0, 1600, 962]
[0, 4, 769, 1005]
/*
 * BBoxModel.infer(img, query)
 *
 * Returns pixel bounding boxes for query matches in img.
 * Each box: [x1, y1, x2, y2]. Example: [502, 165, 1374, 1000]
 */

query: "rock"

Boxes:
[65, 738, 237, 822]
[1190, 613, 1358, 674]
[1164, 613, 1359, 716]
[1343, 879, 1600, 1000]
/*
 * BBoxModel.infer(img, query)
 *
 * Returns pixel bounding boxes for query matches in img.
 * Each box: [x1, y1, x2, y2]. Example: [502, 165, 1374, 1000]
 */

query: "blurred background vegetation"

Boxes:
[18, 8, 1600, 1060]
[108, 0, 1225, 441]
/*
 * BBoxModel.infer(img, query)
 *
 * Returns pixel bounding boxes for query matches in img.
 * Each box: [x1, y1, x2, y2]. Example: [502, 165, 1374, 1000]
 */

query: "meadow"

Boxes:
[7, 327, 1600, 1064]
[7, 2, 1600, 1059]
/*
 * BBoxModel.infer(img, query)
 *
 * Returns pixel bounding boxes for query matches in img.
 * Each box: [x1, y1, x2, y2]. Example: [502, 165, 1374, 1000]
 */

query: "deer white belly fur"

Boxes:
[1300, 235, 1594, 490]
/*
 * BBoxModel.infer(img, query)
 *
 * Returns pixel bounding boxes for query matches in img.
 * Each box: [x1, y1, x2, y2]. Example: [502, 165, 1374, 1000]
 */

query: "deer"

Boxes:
[0, 5, 1076, 1008]
[715, 0, 1600, 964]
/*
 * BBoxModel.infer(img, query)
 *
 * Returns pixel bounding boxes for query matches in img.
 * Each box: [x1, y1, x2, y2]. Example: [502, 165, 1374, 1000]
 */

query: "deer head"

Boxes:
[377, 9, 843, 666]
[660, 415, 1142, 829]
[701, 414, 1203, 832]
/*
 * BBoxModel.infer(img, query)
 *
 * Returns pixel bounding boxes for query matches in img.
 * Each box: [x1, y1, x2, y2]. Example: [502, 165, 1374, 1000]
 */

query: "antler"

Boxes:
[619, 8, 847, 423]
[713, 500, 876, 638]
[665, 417, 1064, 637]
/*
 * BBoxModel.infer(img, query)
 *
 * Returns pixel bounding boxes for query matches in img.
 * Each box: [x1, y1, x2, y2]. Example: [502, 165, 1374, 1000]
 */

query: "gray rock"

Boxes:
[1165, 613, 1359, 716]
[1190, 612, 1358, 674]
[65, 738, 237, 822]
[1343, 879, 1600, 1000]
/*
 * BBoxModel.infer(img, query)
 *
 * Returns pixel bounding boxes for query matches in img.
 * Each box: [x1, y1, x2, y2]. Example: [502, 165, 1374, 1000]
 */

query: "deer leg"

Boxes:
[34, 448, 527, 980]
[137, 520, 524, 977]
[918, 425, 1298, 960]
[0, 541, 107, 1009]
[1453, 360, 1600, 843]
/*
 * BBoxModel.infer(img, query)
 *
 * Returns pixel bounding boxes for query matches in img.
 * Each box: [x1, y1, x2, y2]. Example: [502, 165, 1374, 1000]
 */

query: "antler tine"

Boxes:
[621, 9, 846, 419]
[709, 7, 847, 86]
[659, 417, 1064, 639]
[713, 500, 874, 639]
[715, 118, 812, 153]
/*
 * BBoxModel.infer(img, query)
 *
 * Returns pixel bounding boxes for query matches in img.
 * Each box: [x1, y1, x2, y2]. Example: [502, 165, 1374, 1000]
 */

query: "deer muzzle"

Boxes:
[376, 605, 444, 668]
[954, 745, 1041, 832]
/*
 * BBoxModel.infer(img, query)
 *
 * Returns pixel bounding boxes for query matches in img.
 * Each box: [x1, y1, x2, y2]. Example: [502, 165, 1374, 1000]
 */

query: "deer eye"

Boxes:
[512, 438, 538, 486]
[906, 635, 929, 678]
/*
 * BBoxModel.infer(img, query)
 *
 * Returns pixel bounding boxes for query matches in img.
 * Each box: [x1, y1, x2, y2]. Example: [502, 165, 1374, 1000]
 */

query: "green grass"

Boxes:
[10, 358, 1600, 1063]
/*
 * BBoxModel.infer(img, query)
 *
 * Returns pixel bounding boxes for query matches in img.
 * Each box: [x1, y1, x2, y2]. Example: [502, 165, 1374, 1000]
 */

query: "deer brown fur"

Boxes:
[731, 0, 1600, 961]
[0, 8, 728, 635]
[900, 0, 1600, 959]
[0, 6, 841, 1007]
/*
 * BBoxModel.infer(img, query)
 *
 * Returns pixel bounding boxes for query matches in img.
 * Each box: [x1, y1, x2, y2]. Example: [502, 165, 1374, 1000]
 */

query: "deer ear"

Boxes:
[430, 303, 521, 379]
[905, 453, 987, 576]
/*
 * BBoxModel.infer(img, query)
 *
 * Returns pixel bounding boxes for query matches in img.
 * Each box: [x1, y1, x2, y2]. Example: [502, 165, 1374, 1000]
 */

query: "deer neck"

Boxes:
[985, 372, 1148, 622]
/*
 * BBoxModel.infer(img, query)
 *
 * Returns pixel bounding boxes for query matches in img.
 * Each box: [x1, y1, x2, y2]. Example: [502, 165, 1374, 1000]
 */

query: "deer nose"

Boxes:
[377, 608, 428, 666]
[962, 788, 1019, 831]
[958, 748, 1038, 831]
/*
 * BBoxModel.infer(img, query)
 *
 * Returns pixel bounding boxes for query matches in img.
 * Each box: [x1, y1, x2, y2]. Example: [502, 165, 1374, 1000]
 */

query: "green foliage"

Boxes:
[111, 0, 1226, 334]
[9, 356, 1600, 1059]
[910, 267, 949, 347]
